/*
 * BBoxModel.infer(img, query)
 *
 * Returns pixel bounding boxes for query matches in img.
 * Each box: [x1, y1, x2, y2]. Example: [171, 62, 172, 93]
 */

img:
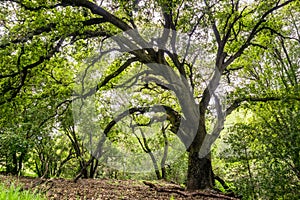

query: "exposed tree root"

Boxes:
[20, 178, 54, 193]
[143, 181, 240, 200]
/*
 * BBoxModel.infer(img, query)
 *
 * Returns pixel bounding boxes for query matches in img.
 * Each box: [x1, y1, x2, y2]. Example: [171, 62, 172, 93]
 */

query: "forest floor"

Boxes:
[0, 175, 240, 200]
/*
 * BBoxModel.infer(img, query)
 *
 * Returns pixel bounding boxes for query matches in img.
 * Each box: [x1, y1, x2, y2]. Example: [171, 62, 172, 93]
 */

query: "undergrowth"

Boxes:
[0, 183, 45, 200]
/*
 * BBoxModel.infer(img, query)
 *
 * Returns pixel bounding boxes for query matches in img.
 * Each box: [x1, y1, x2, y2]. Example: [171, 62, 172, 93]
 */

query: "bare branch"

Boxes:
[142, 76, 174, 91]
[222, 6, 248, 45]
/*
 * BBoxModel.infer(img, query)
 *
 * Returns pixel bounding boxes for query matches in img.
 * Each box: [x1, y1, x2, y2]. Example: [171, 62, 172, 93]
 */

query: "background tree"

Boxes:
[214, 7, 300, 198]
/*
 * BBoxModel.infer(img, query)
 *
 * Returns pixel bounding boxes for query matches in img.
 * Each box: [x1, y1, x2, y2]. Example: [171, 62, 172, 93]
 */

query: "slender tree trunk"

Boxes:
[12, 152, 18, 175]
[90, 158, 99, 178]
[80, 160, 88, 178]
[134, 127, 162, 179]
[35, 161, 41, 177]
[161, 124, 169, 180]
[18, 152, 26, 175]
[245, 147, 256, 199]
[148, 152, 162, 179]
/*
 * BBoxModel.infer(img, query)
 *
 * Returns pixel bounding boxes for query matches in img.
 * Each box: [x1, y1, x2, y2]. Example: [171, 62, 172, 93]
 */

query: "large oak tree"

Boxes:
[0, 0, 299, 190]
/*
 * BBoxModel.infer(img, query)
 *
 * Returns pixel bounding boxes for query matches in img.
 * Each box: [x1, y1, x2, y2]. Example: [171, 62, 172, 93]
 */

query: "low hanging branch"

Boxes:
[75, 57, 139, 99]
[102, 105, 181, 137]
[73, 104, 181, 182]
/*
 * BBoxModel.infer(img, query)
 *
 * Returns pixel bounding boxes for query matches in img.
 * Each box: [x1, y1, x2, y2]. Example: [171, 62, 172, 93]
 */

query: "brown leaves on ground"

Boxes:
[0, 175, 240, 200]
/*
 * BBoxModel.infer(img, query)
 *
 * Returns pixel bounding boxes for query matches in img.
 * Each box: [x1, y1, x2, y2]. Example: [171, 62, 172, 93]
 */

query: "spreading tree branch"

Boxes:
[0, 37, 65, 105]
[75, 57, 138, 99]
[0, 18, 106, 49]
[62, 0, 132, 31]
[224, 0, 295, 68]
[200, 0, 295, 116]
[226, 96, 300, 116]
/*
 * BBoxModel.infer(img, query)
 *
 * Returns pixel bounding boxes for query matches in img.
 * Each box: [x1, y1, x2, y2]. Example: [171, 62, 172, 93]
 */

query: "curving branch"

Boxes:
[62, 0, 132, 31]
[101, 105, 180, 137]
[0, 37, 65, 105]
[199, 94, 225, 157]
[204, 0, 221, 46]
[85, 105, 181, 173]
[0, 18, 106, 49]
[200, 0, 295, 116]
[7, 0, 68, 11]
[74, 57, 139, 99]
[226, 96, 300, 116]
[200, 93, 300, 156]
[224, 0, 296, 68]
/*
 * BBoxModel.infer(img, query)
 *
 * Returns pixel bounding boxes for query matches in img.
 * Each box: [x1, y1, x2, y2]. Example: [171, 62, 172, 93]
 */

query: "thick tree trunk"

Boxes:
[186, 150, 214, 190]
[185, 113, 214, 190]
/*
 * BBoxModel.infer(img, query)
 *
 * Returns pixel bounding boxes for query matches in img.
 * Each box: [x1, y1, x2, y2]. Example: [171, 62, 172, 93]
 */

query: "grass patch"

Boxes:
[0, 182, 46, 200]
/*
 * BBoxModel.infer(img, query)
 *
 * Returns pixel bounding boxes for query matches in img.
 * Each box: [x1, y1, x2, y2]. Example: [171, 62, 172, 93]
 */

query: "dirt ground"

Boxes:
[0, 175, 240, 200]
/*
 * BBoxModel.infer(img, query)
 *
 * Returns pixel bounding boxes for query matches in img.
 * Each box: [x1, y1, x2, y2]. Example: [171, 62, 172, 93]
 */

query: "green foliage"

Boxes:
[165, 153, 188, 185]
[0, 183, 45, 200]
[218, 101, 300, 199]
